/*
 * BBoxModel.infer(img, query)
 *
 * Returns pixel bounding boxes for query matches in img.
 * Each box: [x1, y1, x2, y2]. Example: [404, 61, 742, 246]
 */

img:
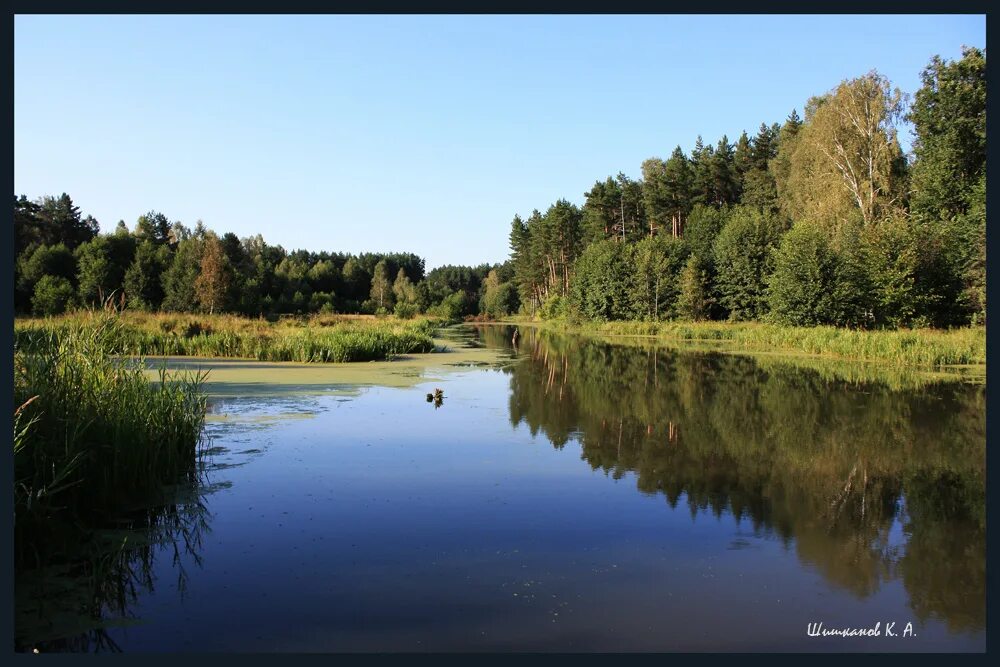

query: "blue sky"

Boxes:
[14, 15, 985, 269]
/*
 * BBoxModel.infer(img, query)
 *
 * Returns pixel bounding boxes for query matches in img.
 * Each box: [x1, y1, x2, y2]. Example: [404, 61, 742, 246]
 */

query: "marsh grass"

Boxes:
[13, 312, 208, 566]
[15, 311, 439, 363]
[13, 310, 214, 650]
[519, 318, 985, 367]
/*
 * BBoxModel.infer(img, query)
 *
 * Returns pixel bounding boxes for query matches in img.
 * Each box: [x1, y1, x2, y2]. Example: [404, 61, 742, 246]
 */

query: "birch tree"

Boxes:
[779, 72, 906, 228]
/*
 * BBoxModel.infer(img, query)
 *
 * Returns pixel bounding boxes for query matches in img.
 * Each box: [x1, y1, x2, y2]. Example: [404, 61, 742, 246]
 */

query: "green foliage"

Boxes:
[19, 243, 77, 284]
[480, 270, 519, 319]
[31, 275, 76, 316]
[908, 46, 986, 222]
[194, 234, 234, 314]
[75, 235, 135, 306]
[767, 223, 869, 326]
[534, 319, 984, 367]
[538, 293, 568, 320]
[777, 72, 906, 228]
[713, 206, 784, 320]
[569, 240, 636, 321]
[682, 204, 728, 263]
[13, 311, 207, 566]
[676, 255, 714, 321]
[16, 312, 438, 364]
[124, 241, 170, 311]
[427, 290, 472, 321]
[631, 236, 688, 320]
[863, 216, 961, 328]
[369, 260, 395, 311]
[161, 237, 204, 312]
[393, 301, 419, 319]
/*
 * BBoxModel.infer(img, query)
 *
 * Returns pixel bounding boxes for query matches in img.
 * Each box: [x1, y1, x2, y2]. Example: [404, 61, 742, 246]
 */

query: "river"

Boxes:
[16, 324, 986, 652]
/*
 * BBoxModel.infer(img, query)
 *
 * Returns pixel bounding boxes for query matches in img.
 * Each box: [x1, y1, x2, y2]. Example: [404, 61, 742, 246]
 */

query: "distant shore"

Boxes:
[499, 317, 985, 368]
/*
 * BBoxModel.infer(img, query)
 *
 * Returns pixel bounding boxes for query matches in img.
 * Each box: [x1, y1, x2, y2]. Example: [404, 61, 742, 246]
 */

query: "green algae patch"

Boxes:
[144, 330, 515, 399]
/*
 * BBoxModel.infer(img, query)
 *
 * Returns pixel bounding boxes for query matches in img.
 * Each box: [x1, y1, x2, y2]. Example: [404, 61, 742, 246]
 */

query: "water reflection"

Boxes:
[485, 325, 985, 633]
[15, 469, 214, 652]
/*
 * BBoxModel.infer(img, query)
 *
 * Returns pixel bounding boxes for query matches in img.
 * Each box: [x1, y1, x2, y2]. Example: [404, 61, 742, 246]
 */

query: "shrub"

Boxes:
[393, 302, 418, 319]
[31, 275, 76, 316]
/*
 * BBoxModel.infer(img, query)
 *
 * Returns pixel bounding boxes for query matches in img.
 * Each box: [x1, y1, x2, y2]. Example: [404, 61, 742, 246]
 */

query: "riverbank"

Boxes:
[15, 311, 440, 363]
[501, 318, 986, 368]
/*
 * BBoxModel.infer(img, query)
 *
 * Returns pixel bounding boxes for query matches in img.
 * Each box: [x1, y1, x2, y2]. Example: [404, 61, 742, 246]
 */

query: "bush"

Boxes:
[862, 215, 961, 328]
[768, 223, 843, 326]
[393, 302, 418, 319]
[31, 275, 76, 316]
[539, 293, 569, 320]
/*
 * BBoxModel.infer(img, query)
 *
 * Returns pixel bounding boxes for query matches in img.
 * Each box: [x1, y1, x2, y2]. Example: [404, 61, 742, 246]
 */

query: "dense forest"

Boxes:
[13, 195, 515, 320]
[510, 48, 986, 328]
[14, 48, 984, 329]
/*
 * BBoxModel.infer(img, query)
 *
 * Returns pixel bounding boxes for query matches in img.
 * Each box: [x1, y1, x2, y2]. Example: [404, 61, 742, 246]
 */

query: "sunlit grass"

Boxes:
[13, 311, 208, 568]
[15, 311, 440, 363]
[515, 318, 986, 367]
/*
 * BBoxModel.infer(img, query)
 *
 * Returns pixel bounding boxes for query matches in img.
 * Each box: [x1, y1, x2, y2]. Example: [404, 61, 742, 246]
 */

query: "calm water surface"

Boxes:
[20, 325, 986, 651]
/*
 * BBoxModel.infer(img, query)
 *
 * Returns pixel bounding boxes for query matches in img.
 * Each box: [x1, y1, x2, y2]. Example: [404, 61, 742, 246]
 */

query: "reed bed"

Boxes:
[15, 311, 438, 363]
[526, 319, 986, 367]
[13, 313, 208, 567]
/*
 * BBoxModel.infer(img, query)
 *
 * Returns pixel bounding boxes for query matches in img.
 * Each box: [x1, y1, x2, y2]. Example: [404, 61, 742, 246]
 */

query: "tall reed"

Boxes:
[13, 311, 208, 568]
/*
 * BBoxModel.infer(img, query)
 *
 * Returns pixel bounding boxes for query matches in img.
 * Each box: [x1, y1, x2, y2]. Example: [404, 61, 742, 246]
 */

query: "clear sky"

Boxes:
[14, 14, 985, 269]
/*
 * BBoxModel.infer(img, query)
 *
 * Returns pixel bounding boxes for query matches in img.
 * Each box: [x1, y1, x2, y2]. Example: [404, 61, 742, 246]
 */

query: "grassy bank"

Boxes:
[508, 318, 985, 367]
[15, 311, 439, 363]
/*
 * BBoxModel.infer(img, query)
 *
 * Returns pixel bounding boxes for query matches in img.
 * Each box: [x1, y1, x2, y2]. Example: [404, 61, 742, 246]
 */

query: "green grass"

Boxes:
[13, 312, 208, 568]
[509, 317, 986, 367]
[15, 311, 439, 363]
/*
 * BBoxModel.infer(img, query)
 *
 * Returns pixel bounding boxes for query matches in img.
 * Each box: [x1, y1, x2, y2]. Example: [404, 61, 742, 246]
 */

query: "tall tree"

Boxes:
[123, 241, 170, 310]
[36, 193, 98, 249]
[709, 135, 740, 206]
[369, 260, 394, 311]
[733, 131, 754, 183]
[392, 267, 417, 305]
[690, 136, 715, 207]
[908, 46, 986, 221]
[582, 178, 623, 243]
[194, 233, 233, 314]
[134, 211, 172, 245]
[907, 47, 986, 322]
[161, 236, 205, 311]
[779, 73, 906, 227]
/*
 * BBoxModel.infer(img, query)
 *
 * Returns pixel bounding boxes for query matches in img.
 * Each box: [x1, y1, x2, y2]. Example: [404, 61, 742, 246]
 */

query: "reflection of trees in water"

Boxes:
[15, 483, 212, 652]
[497, 326, 985, 632]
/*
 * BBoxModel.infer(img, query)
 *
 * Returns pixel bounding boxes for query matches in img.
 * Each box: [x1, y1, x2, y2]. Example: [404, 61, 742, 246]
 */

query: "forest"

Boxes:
[13, 47, 985, 330]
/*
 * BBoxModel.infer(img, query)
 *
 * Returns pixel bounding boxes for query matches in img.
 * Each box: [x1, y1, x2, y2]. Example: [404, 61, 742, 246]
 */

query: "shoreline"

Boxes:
[492, 318, 986, 370]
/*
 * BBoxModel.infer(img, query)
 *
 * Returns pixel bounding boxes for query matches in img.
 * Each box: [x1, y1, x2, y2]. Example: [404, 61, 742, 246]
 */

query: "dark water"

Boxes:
[18, 325, 986, 652]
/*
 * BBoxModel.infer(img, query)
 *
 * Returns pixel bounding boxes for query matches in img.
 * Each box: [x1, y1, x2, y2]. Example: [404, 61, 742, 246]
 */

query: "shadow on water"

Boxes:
[14, 455, 221, 652]
[482, 324, 985, 634]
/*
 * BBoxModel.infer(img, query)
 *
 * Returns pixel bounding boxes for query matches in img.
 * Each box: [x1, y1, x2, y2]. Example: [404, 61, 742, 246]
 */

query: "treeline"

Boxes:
[13, 197, 521, 320]
[509, 47, 986, 328]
